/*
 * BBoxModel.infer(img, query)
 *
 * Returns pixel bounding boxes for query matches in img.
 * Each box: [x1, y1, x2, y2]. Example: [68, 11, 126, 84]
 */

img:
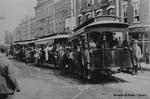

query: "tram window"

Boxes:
[87, 32, 126, 49]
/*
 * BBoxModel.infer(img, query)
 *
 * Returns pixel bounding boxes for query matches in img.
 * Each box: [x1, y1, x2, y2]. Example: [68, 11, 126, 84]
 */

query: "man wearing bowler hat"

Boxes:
[130, 40, 142, 75]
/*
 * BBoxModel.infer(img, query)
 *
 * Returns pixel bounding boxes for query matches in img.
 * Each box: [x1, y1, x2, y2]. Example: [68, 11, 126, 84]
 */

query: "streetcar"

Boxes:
[10, 39, 36, 62]
[67, 15, 131, 80]
[35, 32, 70, 67]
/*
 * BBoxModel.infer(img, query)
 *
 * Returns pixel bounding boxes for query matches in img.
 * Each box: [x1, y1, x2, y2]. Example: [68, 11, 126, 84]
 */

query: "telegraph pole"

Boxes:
[0, 0, 5, 20]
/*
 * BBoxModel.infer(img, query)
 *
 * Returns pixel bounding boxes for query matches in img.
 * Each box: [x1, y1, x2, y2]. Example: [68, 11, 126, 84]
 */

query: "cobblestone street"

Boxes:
[6, 56, 149, 99]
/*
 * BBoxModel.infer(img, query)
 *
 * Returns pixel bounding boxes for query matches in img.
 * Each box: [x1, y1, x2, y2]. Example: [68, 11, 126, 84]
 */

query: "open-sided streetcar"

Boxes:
[67, 16, 131, 80]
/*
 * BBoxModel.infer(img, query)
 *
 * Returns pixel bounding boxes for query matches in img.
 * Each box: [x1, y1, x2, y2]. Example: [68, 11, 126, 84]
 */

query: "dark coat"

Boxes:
[0, 55, 20, 94]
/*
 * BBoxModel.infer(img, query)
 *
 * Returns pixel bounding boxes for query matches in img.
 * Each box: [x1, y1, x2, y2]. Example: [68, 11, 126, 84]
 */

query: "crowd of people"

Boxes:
[7, 43, 71, 69]
[6, 33, 142, 76]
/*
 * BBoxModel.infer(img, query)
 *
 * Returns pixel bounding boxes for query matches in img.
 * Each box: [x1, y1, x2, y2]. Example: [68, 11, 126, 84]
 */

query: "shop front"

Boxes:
[129, 26, 150, 63]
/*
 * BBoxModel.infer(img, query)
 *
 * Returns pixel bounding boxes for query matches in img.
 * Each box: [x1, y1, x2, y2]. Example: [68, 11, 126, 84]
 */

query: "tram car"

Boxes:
[35, 32, 70, 68]
[67, 16, 131, 80]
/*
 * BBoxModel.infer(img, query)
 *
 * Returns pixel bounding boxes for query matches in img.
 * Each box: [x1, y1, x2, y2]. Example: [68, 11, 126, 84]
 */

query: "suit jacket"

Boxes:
[131, 45, 142, 66]
[0, 55, 20, 94]
[132, 45, 142, 59]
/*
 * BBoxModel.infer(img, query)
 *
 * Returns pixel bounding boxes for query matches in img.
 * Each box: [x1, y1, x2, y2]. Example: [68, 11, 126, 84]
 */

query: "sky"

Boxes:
[0, 0, 37, 44]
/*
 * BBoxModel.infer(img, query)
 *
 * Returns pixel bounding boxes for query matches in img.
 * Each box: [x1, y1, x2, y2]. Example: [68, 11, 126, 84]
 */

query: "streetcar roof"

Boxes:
[86, 20, 129, 29]
[35, 34, 70, 44]
[18, 41, 35, 45]
[12, 39, 36, 45]
[69, 16, 129, 40]
[68, 27, 85, 40]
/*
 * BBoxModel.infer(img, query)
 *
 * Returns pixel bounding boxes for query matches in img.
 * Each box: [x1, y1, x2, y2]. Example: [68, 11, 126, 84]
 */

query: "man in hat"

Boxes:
[0, 53, 20, 99]
[130, 40, 142, 75]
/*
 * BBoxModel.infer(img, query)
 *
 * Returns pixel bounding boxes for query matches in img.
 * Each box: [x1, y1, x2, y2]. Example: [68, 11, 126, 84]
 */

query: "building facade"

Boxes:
[34, 0, 76, 38]
[54, 0, 75, 32]
[18, 16, 30, 41]
[128, 0, 150, 41]
[13, 26, 21, 42]
[30, 17, 36, 39]
[4, 31, 13, 45]
[35, 0, 50, 37]
[121, 0, 150, 40]
[35, 0, 60, 38]
[121, 0, 150, 54]
[13, 16, 36, 42]
[76, 0, 121, 26]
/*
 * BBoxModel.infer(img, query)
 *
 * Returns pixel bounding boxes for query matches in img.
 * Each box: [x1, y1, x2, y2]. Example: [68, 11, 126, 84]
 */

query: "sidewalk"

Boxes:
[141, 62, 150, 70]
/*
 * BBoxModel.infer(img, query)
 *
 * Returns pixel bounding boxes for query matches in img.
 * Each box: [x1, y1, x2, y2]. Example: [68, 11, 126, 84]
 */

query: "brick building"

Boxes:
[76, 0, 121, 26]
[30, 17, 36, 39]
[35, 0, 52, 37]
[54, 0, 76, 32]
[13, 16, 36, 42]
[35, 0, 76, 37]
[121, 0, 150, 54]
[18, 17, 29, 41]
[13, 26, 21, 42]
[125, 0, 150, 41]
[4, 31, 13, 45]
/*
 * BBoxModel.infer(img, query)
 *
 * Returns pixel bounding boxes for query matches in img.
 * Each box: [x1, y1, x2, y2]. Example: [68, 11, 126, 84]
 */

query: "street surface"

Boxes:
[4, 55, 150, 99]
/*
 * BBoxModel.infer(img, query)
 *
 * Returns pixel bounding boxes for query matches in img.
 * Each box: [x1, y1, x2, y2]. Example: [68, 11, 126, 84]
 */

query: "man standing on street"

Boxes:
[130, 40, 142, 75]
[0, 53, 20, 99]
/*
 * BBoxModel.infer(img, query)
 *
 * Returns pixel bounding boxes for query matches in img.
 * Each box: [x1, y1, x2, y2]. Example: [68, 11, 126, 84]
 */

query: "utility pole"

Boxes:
[28, 16, 31, 40]
[0, 0, 5, 20]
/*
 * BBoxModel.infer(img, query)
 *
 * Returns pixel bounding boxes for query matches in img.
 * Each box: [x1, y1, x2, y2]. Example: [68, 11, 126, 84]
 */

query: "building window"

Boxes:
[108, 8, 115, 15]
[86, 13, 92, 20]
[78, 16, 81, 25]
[133, 1, 139, 22]
[122, 4, 128, 23]
[78, 14, 83, 25]
[107, 5, 115, 15]
[87, 0, 94, 7]
[96, 9, 103, 16]
[97, 0, 102, 3]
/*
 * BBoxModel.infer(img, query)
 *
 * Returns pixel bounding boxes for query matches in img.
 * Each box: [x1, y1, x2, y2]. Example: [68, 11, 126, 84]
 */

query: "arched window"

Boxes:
[77, 14, 83, 25]
[86, 12, 92, 20]
[96, 9, 103, 16]
[107, 5, 115, 15]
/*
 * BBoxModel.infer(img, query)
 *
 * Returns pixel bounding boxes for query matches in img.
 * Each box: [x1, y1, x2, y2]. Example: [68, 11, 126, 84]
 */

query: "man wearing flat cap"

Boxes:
[130, 40, 142, 75]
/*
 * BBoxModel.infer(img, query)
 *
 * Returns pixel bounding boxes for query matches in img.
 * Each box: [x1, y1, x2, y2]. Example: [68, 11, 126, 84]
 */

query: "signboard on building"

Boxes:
[65, 17, 76, 31]
[129, 27, 145, 33]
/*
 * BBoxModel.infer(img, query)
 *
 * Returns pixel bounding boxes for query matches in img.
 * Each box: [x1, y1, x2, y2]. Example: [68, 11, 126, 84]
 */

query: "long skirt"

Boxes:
[0, 94, 14, 99]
